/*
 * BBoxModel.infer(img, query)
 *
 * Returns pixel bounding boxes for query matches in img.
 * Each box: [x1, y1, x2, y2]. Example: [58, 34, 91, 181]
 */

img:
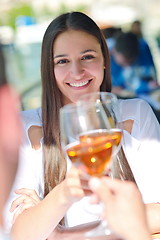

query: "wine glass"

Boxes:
[78, 92, 123, 161]
[60, 92, 123, 237]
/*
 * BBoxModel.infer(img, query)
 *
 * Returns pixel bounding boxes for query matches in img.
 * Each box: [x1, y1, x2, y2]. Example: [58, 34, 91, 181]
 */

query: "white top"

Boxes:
[0, 229, 11, 240]
[4, 98, 160, 232]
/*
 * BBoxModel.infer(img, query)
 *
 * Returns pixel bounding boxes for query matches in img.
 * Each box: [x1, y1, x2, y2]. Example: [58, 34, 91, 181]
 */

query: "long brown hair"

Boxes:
[41, 12, 135, 198]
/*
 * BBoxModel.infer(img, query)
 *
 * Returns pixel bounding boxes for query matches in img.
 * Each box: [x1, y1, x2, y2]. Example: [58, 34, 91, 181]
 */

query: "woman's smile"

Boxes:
[66, 79, 92, 88]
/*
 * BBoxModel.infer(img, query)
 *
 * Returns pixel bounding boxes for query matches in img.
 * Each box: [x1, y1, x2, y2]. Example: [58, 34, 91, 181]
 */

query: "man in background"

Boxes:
[109, 31, 158, 96]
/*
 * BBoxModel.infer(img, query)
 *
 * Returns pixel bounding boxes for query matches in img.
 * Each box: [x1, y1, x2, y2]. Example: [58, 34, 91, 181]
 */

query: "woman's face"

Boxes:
[53, 30, 105, 104]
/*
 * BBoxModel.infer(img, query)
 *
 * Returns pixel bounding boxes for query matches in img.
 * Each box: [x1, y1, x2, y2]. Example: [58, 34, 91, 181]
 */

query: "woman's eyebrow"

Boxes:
[54, 54, 68, 59]
[54, 49, 96, 59]
[81, 49, 96, 54]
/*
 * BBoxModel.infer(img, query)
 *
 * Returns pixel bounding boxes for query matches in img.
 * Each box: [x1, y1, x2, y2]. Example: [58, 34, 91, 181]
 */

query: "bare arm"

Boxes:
[10, 166, 86, 240]
[10, 191, 112, 240]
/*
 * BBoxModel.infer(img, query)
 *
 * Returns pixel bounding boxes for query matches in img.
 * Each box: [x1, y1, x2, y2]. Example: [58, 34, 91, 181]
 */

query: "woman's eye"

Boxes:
[82, 55, 95, 60]
[56, 59, 69, 64]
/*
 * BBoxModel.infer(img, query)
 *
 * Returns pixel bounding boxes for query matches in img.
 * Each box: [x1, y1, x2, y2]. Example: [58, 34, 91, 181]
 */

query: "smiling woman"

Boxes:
[4, 11, 160, 240]
[53, 29, 105, 104]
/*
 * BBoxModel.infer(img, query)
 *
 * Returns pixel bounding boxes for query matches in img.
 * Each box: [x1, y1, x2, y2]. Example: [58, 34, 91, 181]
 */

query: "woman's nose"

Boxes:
[70, 61, 84, 79]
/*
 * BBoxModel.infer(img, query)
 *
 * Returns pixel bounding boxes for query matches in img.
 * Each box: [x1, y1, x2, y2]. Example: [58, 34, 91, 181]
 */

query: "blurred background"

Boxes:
[0, 0, 160, 110]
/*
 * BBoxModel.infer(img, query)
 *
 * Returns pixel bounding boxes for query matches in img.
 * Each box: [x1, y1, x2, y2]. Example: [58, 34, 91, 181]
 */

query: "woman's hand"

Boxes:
[10, 188, 40, 223]
[56, 166, 91, 206]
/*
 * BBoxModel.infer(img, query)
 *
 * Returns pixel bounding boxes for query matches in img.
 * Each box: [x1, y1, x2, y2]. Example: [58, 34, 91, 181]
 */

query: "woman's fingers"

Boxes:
[10, 194, 39, 212]
[10, 195, 27, 212]
[10, 188, 40, 212]
[15, 188, 40, 202]
[10, 189, 41, 223]
[12, 201, 37, 223]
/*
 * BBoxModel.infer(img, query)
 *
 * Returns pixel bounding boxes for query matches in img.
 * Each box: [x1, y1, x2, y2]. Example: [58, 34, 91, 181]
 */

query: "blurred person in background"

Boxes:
[0, 44, 22, 239]
[130, 20, 143, 38]
[102, 26, 122, 49]
[109, 31, 158, 97]
[130, 20, 158, 89]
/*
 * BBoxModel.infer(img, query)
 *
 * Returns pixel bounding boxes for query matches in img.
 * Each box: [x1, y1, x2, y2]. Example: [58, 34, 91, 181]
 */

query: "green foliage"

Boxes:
[0, 3, 35, 30]
[0, 2, 88, 29]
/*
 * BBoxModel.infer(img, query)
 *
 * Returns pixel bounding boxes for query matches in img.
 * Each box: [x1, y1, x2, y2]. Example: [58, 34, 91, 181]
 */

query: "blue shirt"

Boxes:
[109, 38, 157, 94]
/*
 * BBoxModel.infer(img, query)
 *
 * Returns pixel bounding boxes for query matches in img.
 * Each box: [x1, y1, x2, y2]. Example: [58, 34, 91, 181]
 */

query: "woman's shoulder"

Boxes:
[20, 108, 42, 129]
[120, 97, 150, 109]
[20, 108, 43, 149]
[119, 98, 152, 121]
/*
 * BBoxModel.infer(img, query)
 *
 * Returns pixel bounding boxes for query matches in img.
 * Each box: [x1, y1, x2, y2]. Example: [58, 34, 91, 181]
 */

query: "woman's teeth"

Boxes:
[69, 80, 89, 87]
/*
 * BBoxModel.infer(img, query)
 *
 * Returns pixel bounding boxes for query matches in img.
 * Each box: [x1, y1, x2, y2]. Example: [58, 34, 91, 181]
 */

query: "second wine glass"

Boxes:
[78, 92, 123, 159]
